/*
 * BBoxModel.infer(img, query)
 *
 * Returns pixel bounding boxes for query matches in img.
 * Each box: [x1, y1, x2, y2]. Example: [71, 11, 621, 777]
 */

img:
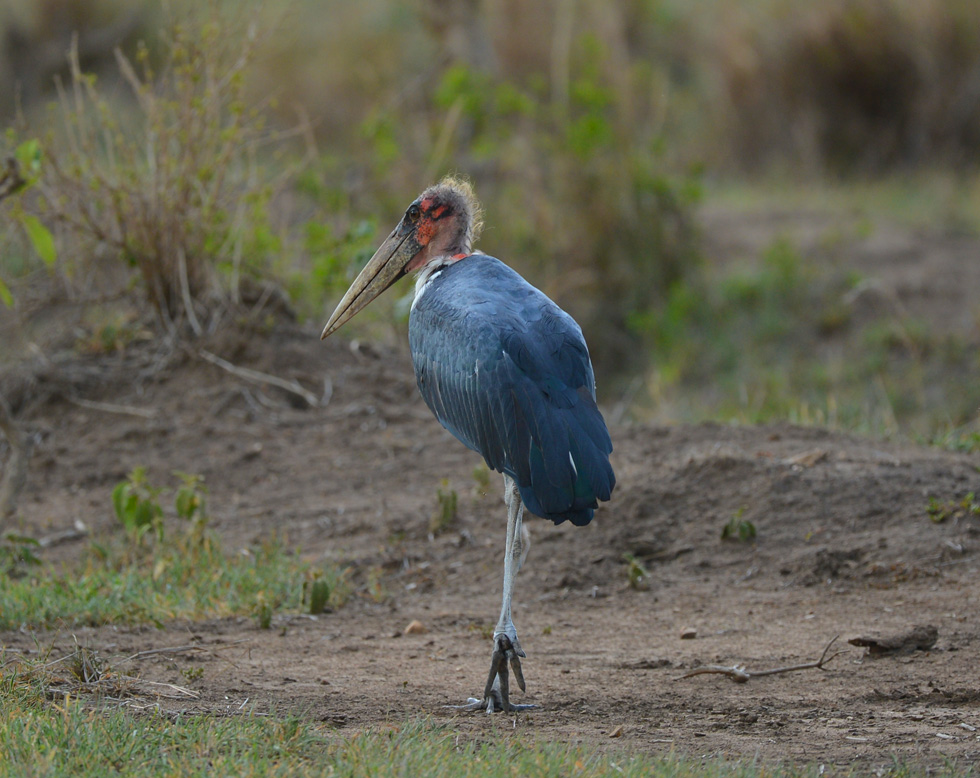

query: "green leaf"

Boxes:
[20, 215, 57, 266]
[0, 277, 12, 307]
[111, 482, 127, 523]
[13, 139, 42, 177]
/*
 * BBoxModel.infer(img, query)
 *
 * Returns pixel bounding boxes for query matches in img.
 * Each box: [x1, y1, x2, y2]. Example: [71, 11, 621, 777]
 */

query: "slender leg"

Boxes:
[457, 475, 534, 713]
[495, 476, 525, 635]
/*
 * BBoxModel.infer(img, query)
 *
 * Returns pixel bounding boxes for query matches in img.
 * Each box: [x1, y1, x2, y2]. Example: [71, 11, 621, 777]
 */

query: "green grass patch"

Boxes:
[0, 535, 346, 631]
[0, 683, 972, 778]
[631, 227, 980, 441]
[0, 663, 328, 777]
[0, 468, 348, 631]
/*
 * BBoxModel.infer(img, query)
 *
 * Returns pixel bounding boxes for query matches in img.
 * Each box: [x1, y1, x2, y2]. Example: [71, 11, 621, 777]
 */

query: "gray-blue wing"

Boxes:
[409, 256, 615, 525]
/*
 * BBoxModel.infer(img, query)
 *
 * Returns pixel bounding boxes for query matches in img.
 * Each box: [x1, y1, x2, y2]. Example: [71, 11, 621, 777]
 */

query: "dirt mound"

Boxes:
[2, 322, 979, 767]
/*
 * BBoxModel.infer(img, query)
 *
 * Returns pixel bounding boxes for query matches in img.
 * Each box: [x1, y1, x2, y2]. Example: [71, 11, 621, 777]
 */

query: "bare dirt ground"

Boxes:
[1, 212, 979, 770]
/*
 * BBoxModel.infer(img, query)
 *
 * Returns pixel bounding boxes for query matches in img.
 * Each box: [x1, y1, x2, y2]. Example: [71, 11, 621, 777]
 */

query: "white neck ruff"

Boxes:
[411, 255, 457, 309]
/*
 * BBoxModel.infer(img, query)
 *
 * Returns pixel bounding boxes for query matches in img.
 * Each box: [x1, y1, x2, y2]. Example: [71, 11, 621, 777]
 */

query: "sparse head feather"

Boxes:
[419, 176, 483, 252]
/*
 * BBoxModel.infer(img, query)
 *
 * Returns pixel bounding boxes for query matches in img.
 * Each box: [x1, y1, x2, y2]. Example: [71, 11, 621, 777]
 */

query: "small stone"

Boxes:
[680, 627, 697, 640]
[403, 619, 426, 635]
[609, 725, 624, 738]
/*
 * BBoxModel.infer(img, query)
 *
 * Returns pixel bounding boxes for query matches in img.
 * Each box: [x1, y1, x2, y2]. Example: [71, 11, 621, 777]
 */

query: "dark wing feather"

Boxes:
[409, 255, 615, 525]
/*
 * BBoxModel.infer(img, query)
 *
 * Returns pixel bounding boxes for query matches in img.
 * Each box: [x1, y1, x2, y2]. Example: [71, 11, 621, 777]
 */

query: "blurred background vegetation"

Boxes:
[0, 0, 978, 444]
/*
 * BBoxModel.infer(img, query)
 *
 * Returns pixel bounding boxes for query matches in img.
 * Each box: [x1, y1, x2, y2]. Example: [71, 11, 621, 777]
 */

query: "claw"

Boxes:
[447, 633, 535, 712]
[509, 652, 526, 693]
[446, 633, 535, 713]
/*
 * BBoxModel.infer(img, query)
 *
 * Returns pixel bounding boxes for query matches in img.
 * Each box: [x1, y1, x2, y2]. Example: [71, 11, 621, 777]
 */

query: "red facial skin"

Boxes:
[403, 197, 467, 273]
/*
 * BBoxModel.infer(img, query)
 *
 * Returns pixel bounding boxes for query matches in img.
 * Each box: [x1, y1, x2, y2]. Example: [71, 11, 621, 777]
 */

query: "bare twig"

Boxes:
[120, 638, 250, 664]
[177, 247, 203, 337]
[198, 349, 318, 407]
[129, 679, 200, 699]
[38, 520, 89, 548]
[0, 156, 27, 203]
[678, 635, 843, 684]
[0, 391, 32, 521]
[68, 396, 158, 419]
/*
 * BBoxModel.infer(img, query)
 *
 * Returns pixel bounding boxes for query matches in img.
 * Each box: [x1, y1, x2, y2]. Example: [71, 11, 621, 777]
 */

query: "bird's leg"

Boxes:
[458, 475, 534, 713]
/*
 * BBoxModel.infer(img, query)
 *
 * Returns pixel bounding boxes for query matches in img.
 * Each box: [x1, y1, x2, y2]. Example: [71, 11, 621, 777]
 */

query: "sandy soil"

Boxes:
[1, 315, 978, 771]
[1, 208, 979, 769]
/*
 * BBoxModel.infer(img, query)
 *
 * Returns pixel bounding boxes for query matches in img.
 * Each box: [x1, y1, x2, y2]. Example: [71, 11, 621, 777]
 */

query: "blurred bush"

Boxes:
[286, 0, 705, 377]
[2, 0, 704, 380]
[0, 0, 146, 117]
[713, 0, 980, 173]
[2, 0, 978, 400]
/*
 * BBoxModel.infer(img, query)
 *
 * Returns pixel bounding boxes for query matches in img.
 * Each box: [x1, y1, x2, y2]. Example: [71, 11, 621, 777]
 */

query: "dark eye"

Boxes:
[407, 204, 421, 222]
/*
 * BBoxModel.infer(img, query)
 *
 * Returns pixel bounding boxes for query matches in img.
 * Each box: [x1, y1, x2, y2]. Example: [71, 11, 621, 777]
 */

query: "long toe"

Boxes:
[450, 634, 535, 713]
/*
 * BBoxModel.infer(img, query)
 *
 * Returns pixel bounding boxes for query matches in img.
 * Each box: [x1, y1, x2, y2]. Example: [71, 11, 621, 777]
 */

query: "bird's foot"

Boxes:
[450, 633, 534, 713]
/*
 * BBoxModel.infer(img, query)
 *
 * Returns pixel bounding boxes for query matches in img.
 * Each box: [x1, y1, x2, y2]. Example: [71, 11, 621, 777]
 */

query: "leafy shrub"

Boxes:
[25, 10, 288, 334]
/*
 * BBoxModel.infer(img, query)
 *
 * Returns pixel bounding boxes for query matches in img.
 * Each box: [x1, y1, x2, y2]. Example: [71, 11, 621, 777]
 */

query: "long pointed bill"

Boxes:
[320, 229, 417, 339]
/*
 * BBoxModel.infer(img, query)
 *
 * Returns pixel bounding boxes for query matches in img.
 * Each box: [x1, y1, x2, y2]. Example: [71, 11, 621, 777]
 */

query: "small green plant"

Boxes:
[366, 565, 388, 604]
[253, 592, 276, 630]
[429, 478, 458, 535]
[927, 492, 980, 523]
[303, 570, 332, 615]
[471, 464, 491, 497]
[111, 468, 216, 555]
[74, 311, 147, 355]
[173, 471, 209, 548]
[623, 554, 650, 591]
[721, 508, 757, 542]
[180, 666, 204, 682]
[111, 467, 164, 545]
[933, 429, 980, 454]
[0, 533, 41, 577]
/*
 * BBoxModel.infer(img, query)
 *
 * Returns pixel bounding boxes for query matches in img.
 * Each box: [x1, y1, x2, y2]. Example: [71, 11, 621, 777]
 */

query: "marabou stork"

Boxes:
[320, 178, 615, 713]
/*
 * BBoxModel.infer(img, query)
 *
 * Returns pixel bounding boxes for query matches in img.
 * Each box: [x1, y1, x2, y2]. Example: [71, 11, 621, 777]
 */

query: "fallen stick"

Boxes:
[121, 638, 250, 663]
[38, 520, 89, 548]
[198, 349, 318, 407]
[68, 396, 157, 419]
[677, 635, 843, 684]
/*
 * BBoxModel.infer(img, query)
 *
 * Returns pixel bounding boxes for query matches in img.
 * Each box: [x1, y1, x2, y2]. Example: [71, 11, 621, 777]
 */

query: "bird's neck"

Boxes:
[411, 253, 471, 308]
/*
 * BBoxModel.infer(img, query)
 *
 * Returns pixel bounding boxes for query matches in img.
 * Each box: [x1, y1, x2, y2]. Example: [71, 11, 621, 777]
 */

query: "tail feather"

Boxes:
[518, 402, 616, 526]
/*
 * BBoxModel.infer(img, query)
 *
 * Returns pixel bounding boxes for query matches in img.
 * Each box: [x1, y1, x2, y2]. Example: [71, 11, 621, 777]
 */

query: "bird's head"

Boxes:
[320, 177, 483, 339]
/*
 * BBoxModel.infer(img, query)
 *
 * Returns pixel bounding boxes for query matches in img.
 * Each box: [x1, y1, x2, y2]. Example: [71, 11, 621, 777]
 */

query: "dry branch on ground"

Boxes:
[678, 636, 844, 684]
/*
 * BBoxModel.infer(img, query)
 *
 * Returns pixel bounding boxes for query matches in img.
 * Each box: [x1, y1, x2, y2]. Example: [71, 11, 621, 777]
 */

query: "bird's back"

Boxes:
[409, 255, 615, 525]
